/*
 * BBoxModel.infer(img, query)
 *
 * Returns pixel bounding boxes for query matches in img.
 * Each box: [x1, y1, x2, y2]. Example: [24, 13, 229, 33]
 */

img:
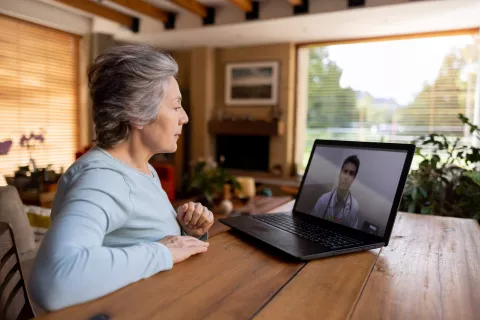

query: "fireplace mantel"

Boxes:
[208, 120, 284, 136]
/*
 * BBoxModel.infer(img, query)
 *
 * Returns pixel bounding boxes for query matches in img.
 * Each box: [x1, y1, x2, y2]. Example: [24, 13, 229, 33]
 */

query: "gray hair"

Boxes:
[87, 44, 178, 148]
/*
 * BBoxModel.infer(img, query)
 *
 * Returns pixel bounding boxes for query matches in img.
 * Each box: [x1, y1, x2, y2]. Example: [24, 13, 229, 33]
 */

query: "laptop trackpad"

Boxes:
[225, 216, 328, 258]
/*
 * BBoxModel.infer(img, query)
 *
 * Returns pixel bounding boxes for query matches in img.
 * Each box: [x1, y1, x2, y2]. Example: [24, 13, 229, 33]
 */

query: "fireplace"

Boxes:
[215, 135, 269, 172]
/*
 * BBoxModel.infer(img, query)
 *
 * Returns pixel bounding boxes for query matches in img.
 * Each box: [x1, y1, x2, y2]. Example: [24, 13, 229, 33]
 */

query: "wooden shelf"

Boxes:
[208, 120, 284, 136]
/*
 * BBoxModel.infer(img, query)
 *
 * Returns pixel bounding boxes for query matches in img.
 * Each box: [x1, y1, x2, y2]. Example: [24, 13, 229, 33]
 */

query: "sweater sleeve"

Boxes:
[180, 227, 209, 241]
[28, 167, 174, 311]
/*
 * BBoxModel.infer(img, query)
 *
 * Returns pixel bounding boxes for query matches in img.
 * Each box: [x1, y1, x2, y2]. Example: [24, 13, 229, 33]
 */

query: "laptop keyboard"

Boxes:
[252, 214, 363, 249]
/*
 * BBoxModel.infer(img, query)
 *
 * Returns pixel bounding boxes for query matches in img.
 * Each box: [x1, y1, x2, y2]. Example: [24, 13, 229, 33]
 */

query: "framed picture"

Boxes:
[225, 61, 279, 106]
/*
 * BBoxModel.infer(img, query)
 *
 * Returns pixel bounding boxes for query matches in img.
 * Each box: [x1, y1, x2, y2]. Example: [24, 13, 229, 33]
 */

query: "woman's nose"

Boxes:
[180, 110, 189, 125]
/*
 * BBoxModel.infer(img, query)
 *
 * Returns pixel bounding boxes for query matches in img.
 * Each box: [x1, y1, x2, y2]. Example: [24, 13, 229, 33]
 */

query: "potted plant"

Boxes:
[400, 114, 480, 221]
[188, 156, 242, 208]
[19, 131, 45, 172]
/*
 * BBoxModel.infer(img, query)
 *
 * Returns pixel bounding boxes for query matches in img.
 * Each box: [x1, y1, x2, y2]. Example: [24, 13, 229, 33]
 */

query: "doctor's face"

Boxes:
[338, 162, 357, 191]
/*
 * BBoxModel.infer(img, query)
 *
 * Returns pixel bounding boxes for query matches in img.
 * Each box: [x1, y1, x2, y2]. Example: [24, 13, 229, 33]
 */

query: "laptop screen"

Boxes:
[295, 144, 408, 238]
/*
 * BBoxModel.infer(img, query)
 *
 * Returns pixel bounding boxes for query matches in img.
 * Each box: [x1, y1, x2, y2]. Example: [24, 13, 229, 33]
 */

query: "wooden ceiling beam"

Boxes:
[289, 0, 308, 14]
[54, 0, 138, 31]
[227, 0, 253, 12]
[107, 0, 169, 23]
[169, 0, 207, 18]
[288, 0, 303, 5]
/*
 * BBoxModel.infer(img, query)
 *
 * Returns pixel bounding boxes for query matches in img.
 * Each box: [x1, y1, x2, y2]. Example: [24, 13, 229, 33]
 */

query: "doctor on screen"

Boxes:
[311, 155, 360, 228]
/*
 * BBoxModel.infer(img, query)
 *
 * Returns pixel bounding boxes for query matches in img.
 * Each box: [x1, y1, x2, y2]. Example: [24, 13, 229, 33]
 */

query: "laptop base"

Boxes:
[219, 214, 384, 261]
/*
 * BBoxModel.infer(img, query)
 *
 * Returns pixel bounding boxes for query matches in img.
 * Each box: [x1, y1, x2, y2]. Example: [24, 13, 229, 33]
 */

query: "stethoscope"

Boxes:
[323, 188, 353, 223]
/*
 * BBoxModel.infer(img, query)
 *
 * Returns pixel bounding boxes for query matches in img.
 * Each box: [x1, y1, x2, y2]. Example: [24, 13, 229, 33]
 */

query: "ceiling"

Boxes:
[144, 0, 262, 11]
[101, 0, 266, 15]
[115, 0, 480, 50]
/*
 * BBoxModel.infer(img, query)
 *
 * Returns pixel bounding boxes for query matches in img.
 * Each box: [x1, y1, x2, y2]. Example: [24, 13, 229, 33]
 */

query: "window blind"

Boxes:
[300, 31, 479, 172]
[0, 14, 79, 176]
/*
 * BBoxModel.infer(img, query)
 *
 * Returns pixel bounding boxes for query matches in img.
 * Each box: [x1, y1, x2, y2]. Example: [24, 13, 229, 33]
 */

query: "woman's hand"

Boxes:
[159, 235, 209, 264]
[176, 202, 214, 237]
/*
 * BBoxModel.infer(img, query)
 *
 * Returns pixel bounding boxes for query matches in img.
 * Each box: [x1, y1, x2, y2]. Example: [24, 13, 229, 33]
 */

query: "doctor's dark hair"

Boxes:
[342, 155, 360, 177]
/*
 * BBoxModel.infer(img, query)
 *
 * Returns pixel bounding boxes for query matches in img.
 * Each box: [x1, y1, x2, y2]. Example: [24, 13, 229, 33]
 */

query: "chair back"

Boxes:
[0, 222, 35, 320]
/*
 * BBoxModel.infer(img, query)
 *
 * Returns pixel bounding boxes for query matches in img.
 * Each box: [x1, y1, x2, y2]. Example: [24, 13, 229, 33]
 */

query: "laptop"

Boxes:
[219, 139, 415, 260]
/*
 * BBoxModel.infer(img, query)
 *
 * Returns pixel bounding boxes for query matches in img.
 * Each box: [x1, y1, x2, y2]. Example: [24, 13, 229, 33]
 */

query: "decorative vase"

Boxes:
[216, 199, 233, 216]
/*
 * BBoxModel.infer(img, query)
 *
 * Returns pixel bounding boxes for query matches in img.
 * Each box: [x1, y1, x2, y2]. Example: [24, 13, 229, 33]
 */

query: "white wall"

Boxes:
[0, 0, 91, 35]
[296, 145, 408, 236]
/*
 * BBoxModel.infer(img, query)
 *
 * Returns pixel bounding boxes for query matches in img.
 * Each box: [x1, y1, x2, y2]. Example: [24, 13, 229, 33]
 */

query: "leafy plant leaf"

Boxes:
[419, 187, 427, 198]
[421, 206, 433, 215]
[412, 187, 418, 201]
[464, 171, 480, 187]
[407, 202, 416, 213]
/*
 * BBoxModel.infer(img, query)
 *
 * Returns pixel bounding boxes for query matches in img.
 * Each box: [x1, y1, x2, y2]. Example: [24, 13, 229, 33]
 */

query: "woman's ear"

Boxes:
[134, 124, 144, 130]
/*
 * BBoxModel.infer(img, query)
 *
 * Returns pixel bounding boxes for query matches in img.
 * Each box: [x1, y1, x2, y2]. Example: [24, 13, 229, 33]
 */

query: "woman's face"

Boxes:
[141, 76, 188, 154]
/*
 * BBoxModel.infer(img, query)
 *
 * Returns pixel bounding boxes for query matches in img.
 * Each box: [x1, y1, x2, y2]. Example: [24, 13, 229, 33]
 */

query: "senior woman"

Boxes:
[28, 44, 213, 312]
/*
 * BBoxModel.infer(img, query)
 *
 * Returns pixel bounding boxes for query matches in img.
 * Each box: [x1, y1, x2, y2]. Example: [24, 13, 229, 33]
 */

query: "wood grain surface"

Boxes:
[350, 213, 480, 320]
[37, 231, 304, 320]
[254, 248, 379, 320]
[34, 202, 480, 320]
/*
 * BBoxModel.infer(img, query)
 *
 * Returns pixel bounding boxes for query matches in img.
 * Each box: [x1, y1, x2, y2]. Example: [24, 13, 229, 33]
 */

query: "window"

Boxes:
[296, 31, 479, 173]
[0, 15, 79, 176]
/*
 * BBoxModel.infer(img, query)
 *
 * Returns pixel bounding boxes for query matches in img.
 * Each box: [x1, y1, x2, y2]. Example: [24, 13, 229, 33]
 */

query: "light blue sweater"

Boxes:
[28, 147, 206, 311]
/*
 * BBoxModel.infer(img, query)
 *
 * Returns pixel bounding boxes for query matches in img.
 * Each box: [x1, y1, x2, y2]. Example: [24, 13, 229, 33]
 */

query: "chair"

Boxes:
[150, 163, 175, 202]
[0, 186, 36, 255]
[0, 222, 35, 320]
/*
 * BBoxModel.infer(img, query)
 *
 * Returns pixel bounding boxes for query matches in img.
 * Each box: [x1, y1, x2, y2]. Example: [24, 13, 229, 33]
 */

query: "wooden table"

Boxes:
[36, 201, 480, 320]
